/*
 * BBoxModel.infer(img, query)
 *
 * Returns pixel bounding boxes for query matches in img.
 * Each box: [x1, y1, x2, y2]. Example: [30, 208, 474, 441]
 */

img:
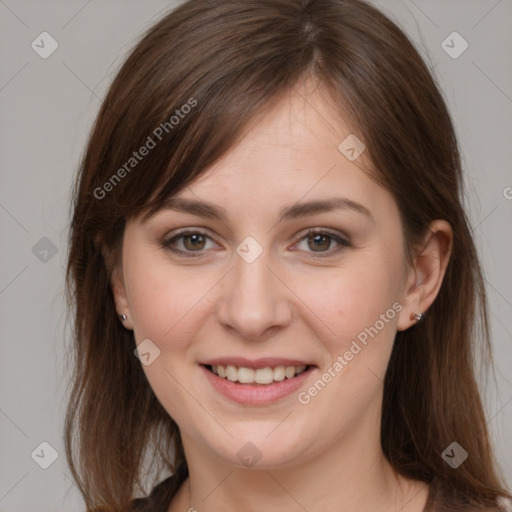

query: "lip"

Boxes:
[201, 357, 314, 368]
[200, 363, 316, 405]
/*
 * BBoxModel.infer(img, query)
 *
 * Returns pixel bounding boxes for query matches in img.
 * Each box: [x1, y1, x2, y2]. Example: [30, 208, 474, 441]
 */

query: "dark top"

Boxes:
[131, 461, 511, 512]
[131, 461, 189, 512]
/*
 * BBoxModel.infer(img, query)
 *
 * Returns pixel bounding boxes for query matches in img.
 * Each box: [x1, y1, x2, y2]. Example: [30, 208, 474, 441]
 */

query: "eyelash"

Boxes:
[161, 228, 351, 259]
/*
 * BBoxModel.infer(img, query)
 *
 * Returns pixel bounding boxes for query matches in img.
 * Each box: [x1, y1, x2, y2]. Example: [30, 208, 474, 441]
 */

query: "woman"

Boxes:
[64, 0, 512, 511]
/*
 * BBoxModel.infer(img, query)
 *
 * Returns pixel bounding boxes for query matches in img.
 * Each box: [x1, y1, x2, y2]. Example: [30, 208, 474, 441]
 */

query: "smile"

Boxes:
[200, 363, 316, 405]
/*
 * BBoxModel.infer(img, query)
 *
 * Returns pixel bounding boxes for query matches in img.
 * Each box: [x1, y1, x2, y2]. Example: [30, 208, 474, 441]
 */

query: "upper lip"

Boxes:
[201, 357, 315, 368]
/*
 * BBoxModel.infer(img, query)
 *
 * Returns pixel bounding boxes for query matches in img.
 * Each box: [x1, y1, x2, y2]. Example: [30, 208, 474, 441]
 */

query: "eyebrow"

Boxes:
[155, 196, 373, 223]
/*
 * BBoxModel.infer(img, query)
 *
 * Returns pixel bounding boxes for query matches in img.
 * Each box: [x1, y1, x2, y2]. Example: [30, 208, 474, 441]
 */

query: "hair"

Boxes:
[64, 0, 511, 510]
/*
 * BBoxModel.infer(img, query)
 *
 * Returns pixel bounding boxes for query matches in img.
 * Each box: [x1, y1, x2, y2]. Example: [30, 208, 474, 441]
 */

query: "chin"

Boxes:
[204, 426, 313, 470]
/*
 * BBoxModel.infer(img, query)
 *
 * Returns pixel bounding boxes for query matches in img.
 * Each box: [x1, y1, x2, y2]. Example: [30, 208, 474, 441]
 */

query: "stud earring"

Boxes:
[118, 313, 127, 322]
[410, 312, 423, 322]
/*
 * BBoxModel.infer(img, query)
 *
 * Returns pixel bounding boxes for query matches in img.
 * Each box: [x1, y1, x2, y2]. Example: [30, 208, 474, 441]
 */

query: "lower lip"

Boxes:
[200, 365, 315, 405]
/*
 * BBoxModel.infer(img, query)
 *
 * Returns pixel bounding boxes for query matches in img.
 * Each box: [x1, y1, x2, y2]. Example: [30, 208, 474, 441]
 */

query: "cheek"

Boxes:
[122, 252, 211, 428]
[298, 259, 398, 334]
[123, 249, 195, 351]
[293, 263, 400, 419]
[290, 252, 403, 393]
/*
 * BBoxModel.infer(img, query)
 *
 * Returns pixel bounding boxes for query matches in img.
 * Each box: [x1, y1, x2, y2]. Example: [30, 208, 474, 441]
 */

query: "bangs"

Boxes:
[90, 0, 326, 226]
[137, 79, 299, 224]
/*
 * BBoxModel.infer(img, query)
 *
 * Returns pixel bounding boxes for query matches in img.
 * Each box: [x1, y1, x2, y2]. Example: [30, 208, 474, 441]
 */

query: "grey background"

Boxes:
[0, 0, 511, 510]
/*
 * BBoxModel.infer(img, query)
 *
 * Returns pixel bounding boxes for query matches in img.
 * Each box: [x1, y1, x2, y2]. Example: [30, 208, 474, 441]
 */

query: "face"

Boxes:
[113, 82, 416, 470]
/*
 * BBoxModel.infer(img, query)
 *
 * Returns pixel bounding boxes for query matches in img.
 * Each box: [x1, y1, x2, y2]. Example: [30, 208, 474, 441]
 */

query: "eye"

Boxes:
[161, 228, 351, 258]
[161, 229, 218, 257]
[293, 229, 351, 257]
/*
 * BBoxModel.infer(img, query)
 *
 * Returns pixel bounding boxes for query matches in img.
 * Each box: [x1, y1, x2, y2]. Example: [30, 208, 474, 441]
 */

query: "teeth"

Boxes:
[210, 364, 307, 384]
[238, 367, 255, 383]
[226, 365, 238, 382]
[255, 367, 273, 384]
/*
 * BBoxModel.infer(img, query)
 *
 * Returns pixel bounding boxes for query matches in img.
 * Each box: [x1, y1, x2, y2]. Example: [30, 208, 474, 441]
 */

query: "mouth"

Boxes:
[199, 361, 317, 405]
[203, 363, 311, 385]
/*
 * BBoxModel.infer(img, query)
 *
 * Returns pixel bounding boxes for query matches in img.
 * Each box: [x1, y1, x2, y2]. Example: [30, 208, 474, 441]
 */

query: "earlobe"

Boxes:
[397, 220, 453, 331]
[110, 267, 133, 330]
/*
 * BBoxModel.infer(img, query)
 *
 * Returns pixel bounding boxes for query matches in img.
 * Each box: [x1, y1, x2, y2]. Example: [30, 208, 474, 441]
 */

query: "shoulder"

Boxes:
[130, 462, 189, 512]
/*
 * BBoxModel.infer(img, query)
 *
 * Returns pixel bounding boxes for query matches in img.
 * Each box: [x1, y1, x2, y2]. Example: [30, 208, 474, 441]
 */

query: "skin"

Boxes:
[111, 79, 452, 512]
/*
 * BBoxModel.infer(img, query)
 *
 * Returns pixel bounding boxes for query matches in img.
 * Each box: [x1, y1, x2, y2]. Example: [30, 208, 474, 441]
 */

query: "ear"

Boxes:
[98, 236, 134, 330]
[110, 264, 134, 330]
[397, 220, 453, 331]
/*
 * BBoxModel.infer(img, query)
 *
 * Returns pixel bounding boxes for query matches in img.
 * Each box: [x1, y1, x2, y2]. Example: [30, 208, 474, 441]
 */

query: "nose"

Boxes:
[215, 248, 293, 341]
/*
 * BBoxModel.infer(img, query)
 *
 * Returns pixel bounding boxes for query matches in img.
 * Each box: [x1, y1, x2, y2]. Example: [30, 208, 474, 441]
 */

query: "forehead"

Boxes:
[136, 82, 399, 230]
[181, 85, 376, 205]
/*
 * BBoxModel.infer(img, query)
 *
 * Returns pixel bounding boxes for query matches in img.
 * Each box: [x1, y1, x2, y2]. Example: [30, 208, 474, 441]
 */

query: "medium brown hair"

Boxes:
[65, 0, 511, 509]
